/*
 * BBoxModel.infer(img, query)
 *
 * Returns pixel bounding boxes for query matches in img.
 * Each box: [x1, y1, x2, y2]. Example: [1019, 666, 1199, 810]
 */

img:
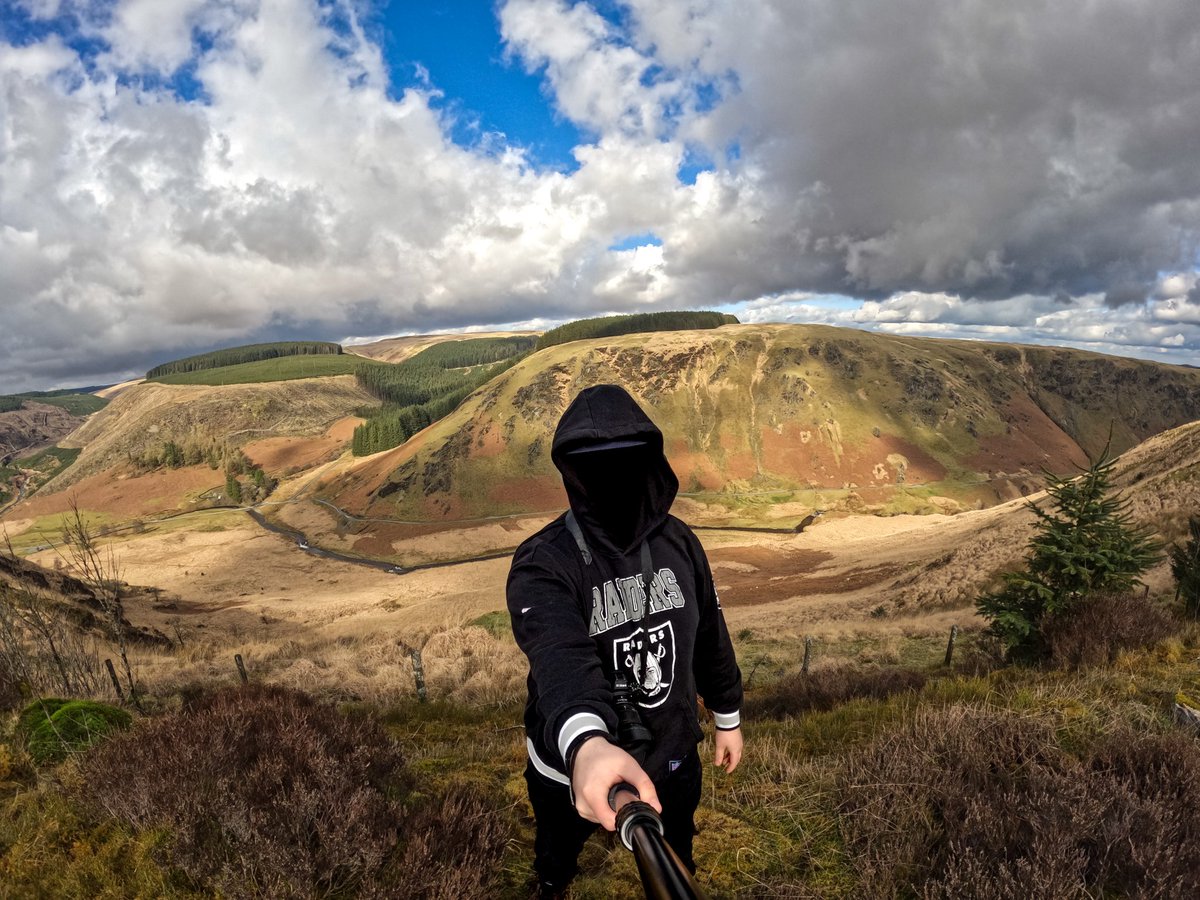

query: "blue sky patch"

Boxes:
[608, 233, 663, 252]
[369, 0, 584, 171]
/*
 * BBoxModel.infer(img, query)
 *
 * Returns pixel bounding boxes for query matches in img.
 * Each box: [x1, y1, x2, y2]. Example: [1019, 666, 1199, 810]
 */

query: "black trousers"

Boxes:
[524, 750, 703, 887]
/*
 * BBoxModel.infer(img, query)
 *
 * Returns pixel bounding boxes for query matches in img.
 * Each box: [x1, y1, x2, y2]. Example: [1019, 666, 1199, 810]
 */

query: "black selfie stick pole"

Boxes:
[609, 782, 710, 900]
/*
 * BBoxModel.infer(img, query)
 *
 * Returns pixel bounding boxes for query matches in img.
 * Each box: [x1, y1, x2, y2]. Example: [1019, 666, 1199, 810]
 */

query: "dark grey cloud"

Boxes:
[615, 0, 1200, 305]
[1104, 285, 1149, 309]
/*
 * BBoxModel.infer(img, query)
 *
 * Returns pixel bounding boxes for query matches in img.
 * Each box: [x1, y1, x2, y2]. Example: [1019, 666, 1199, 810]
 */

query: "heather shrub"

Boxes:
[745, 664, 927, 719]
[78, 684, 409, 898]
[18, 698, 131, 764]
[368, 781, 514, 899]
[1043, 590, 1178, 669]
[0, 654, 22, 712]
[837, 706, 1200, 898]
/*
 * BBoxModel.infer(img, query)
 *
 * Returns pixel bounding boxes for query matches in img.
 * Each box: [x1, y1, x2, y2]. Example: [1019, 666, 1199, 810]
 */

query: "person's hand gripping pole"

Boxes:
[570, 735, 660, 831]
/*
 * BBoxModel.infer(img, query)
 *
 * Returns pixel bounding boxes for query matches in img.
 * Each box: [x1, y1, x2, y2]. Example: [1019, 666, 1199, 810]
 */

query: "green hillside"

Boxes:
[536, 310, 737, 350]
[329, 324, 1200, 521]
[146, 341, 342, 378]
[351, 336, 536, 456]
[149, 354, 360, 386]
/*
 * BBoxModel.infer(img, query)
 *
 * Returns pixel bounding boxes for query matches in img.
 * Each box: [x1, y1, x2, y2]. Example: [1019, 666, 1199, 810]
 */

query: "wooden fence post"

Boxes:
[802, 636, 813, 674]
[235, 653, 248, 684]
[410, 646, 427, 703]
[105, 658, 126, 703]
[944, 624, 959, 667]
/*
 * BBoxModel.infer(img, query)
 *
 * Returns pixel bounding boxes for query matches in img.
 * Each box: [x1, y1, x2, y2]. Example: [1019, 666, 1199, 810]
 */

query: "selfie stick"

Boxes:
[608, 782, 710, 900]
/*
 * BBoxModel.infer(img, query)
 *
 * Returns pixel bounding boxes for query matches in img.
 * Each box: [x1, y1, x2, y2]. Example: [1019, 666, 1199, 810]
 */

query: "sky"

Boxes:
[1, 0, 1198, 393]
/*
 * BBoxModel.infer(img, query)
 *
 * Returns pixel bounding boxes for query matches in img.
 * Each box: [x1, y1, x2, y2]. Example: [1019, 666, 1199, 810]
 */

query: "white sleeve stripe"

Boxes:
[713, 710, 741, 729]
[527, 738, 571, 785]
[558, 712, 609, 761]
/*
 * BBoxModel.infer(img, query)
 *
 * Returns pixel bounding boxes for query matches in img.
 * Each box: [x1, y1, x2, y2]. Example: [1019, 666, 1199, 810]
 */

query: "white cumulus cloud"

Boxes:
[1, 0, 1198, 391]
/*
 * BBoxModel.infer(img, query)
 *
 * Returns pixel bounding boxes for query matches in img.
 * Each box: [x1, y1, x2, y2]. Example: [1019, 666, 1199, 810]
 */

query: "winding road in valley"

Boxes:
[244, 507, 514, 574]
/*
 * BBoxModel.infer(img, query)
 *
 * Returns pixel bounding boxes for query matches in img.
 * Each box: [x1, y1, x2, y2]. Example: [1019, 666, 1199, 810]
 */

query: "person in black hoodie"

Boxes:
[508, 384, 744, 897]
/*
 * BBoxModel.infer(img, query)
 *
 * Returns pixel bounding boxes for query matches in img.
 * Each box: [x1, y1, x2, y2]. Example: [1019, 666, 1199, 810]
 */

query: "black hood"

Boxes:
[551, 385, 679, 555]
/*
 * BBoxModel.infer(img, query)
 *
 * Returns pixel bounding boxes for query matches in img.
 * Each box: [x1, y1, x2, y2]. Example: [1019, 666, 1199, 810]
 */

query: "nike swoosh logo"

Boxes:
[520, 606, 533, 614]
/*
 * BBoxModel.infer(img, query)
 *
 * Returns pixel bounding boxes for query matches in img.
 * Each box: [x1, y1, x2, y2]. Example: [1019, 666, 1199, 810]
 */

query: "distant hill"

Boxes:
[350, 335, 538, 456]
[535, 310, 738, 350]
[41, 376, 378, 492]
[148, 354, 361, 386]
[318, 324, 1200, 521]
[9, 333, 540, 510]
[348, 331, 540, 365]
[146, 341, 343, 379]
[0, 390, 108, 416]
[0, 401, 96, 464]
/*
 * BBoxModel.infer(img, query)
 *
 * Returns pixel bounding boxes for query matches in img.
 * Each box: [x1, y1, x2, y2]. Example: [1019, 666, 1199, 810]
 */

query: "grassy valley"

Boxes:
[2, 484, 1199, 896]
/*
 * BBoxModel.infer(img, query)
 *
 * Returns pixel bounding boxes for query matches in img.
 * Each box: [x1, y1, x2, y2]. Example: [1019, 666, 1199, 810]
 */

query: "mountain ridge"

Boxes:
[317, 324, 1200, 523]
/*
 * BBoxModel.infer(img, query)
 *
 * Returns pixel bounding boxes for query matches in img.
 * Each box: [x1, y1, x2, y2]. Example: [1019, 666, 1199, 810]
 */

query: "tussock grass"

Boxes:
[134, 625, 527, 707]
[745, 663, 928, 720]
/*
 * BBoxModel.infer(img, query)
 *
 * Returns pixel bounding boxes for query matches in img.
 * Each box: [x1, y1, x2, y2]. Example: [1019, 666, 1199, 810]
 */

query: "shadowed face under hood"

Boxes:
[551, 385, 679, 555]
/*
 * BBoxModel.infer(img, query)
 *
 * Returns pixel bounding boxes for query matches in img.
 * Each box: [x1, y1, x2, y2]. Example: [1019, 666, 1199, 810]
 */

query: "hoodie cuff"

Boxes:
[558, 711, 611, 764]
[713, 709, 741, 731]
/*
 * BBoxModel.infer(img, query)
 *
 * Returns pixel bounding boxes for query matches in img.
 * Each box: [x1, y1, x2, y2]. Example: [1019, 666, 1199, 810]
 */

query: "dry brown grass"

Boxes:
[131, 625, 526, 707]
[745, 664, 928, 720]
[836, 705, 1200, 899]
[52, 377, 375, 490]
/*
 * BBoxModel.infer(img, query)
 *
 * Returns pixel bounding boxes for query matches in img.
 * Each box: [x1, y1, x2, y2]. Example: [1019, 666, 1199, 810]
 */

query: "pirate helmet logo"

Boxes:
[613, 621, 676, 708]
